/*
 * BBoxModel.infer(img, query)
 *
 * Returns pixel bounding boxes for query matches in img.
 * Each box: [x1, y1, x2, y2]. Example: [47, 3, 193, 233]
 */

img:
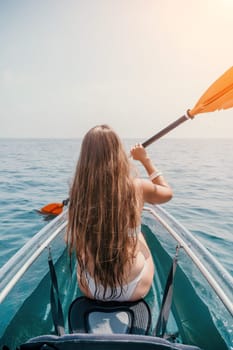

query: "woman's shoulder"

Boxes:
[133, 178, 150, 208]
[133, 177, 148, 188]
[132, 177, 144, 198]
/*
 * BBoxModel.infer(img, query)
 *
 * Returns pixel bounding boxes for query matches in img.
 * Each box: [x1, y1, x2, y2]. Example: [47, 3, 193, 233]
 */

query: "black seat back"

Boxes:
[68, 297, 151, 335]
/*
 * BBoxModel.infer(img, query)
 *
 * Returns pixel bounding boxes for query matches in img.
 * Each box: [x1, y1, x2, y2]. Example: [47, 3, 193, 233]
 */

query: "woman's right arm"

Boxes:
[131, 144, 173, 205]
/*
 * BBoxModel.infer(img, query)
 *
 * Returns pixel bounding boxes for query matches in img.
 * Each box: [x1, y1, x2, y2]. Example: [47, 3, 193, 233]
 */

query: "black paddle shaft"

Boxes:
[142, 114, 190, 148]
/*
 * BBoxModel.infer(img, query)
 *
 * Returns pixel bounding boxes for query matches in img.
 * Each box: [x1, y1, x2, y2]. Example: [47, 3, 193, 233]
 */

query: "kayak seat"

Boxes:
[19, 333, 203, 350]
[68, 296, 151, 335]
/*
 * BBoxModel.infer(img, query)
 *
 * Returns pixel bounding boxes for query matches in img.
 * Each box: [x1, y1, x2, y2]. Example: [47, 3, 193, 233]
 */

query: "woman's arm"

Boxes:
[131, 144, 173, 205]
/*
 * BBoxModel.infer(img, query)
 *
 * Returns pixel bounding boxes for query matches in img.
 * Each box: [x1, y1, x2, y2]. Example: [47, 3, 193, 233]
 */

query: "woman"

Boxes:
[66, 125, 172, 302]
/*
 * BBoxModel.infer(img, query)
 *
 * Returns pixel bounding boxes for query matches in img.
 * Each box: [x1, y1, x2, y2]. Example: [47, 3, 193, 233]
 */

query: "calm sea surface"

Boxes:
[0, 138, 232, 275]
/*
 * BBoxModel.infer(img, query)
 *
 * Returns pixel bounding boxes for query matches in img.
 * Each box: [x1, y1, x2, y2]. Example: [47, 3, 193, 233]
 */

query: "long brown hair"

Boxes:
[66, 125, 140, 298]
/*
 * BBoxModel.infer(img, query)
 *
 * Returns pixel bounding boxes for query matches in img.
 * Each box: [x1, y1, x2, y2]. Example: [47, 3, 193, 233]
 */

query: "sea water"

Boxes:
[0, 138, 232, 274]
[0, 138, 232, 348]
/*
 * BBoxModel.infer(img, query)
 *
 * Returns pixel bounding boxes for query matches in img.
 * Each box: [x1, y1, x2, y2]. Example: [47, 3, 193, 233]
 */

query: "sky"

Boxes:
[0, 0, 233, 139]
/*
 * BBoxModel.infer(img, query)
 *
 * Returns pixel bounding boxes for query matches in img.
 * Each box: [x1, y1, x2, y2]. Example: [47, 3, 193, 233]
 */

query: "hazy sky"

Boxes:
[0, 0, 233, 139]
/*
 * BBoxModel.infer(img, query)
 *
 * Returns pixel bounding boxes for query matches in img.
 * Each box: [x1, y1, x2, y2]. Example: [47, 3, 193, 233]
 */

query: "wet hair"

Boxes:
[66, 125, 140, 298]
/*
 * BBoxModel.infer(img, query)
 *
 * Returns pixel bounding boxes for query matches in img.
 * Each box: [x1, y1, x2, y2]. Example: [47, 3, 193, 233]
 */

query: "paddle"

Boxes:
[39, 66, 233, 215]
[143, 66, 233, 147]
[39, 198, 69, 216]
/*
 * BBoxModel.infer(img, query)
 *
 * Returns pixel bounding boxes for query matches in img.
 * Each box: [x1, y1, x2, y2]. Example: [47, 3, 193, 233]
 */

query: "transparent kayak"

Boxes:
[0, 205, 232, 349]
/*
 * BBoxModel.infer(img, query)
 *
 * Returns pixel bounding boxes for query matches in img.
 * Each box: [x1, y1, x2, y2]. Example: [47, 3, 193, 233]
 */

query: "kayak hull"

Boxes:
[0, 206, 232, 349]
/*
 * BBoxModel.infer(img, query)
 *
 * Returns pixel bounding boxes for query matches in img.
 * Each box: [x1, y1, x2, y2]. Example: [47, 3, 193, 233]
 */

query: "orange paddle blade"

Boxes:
[40, 202, 64, 215]
[189, 66, 233, 117]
